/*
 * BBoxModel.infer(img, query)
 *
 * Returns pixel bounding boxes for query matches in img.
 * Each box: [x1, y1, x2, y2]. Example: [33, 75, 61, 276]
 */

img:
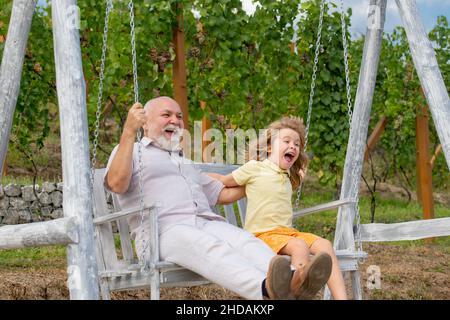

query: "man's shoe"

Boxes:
[265, 256, 295, 300]
[291, 252, 332, 300]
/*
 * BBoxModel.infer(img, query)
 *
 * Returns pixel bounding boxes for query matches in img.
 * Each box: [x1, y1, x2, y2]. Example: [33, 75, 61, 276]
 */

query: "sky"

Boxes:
[242, 0, 450, 38]
[341, 0, 450, 37]
[37, 0, 449, 38]
[241, 0, 450, 38]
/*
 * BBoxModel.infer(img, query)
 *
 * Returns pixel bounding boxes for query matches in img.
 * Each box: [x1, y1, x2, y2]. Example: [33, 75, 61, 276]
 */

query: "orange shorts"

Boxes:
[254, 227, 320, 254]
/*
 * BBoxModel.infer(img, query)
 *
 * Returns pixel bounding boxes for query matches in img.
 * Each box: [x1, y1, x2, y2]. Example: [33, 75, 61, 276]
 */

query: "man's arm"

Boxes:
[106, 103, 146, 194]
[206, 173, 245, 204]
[206, 173, 239, 187]
[216, 186, 246, 205]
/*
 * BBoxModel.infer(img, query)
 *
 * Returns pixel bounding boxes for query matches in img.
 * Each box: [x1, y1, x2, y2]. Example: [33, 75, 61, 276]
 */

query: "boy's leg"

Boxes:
[310, 238, 348, 300]
[280, 238, 332, 299]
[279, 238, 310, 269]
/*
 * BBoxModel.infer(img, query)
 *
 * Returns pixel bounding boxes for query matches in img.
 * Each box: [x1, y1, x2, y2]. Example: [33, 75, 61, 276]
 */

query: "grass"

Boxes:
[1, 175, 48, 186]
[0, 236, 126, 270]
[425, 265, 447, 273]
[0, 245, 66, 269]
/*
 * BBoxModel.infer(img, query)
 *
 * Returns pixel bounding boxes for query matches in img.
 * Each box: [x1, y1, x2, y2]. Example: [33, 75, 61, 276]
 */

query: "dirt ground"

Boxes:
[0, 243, 448, 300]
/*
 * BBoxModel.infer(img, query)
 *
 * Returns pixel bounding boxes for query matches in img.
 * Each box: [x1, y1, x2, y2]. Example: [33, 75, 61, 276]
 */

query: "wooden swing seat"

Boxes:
[92, 164, 367, 300]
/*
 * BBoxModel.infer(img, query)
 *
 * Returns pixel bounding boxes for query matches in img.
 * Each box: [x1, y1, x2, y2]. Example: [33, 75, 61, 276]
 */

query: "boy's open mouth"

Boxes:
[284, 151, 295, 163]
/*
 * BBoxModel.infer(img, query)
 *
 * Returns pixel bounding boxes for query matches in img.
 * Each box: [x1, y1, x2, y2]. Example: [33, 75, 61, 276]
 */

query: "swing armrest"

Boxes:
[335, 249, 368, 260]
[293, 198, 357, 218]
[93, 205, 156, 225]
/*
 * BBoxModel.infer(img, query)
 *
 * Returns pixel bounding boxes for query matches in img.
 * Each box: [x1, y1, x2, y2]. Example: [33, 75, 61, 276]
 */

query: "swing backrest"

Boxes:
[195, 163, 247, 225]
[93, 169, 138, 273]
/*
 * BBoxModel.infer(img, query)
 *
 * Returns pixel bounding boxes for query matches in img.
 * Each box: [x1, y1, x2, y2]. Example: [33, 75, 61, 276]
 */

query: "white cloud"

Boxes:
[416, 0, 450, 5]
[241, 0, 260, 16]
[339, 0, 449, 38]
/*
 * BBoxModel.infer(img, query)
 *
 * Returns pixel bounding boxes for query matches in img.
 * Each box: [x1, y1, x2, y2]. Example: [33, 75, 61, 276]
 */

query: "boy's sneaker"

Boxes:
[265, 256, 295, 300]
[291, 252, 332, 300]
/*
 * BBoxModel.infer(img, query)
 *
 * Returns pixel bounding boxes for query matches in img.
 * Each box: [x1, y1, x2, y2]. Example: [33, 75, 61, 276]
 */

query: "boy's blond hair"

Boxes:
[249, 116, 308, 190]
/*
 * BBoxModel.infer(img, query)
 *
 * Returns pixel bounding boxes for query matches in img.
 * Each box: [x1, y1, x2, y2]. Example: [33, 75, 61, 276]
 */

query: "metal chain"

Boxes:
[128, 0, 149, 271]
[294, 0, 325, 210]
[339, 0, 364, 261]
[128, 0, 140, 104]
[340, 0, 354, 125]
[90, 0, 113, 189]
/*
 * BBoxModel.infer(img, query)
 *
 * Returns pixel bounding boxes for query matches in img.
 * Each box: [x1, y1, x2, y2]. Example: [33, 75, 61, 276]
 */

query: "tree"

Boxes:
[1, 0, 447, 190]
[0, 2, 55, 178]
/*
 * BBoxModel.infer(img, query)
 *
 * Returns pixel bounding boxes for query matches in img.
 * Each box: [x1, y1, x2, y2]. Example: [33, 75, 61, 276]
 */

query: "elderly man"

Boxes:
[105, 96, 299, 300]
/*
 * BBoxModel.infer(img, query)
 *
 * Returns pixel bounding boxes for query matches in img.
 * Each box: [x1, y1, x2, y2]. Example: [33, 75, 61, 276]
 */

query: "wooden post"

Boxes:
[336, 0, 386, 252]
[416, 105, 425, 203]
[2, 158, 6, 176]
[0, 217, 78, 249]
[172, 2, 189, 131]
[364, 116, 387, 162]
[289, 42, 295, 54]
[200, 101, 212, 162]
[334, 0, 387, 300]
[396, 0, 450, 172]
[415, 104, 435, 242]
[429, 144, 442, 169]
[52, 0, 99, 299]
[0, 0, 36, 182]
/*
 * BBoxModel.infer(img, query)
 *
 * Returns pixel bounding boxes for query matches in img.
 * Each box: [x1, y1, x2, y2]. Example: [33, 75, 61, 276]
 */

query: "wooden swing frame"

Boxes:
[0, 0, 449, 300]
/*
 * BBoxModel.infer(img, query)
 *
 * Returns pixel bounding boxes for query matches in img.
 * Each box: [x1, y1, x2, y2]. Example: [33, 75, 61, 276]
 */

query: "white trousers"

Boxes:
[136, 216, 275, 300]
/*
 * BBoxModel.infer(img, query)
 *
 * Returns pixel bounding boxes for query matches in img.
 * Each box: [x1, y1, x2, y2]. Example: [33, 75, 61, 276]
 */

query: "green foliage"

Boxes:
[0, 245, 66, 269]
[352, 16, 450, 190]
[186, 0, 355, 186]
[297, 1, 354, 185]
[379, 27, 422, 183]
[428, 16, 450, 187]
[0, 1, 448, 189]
[0, 1, 55, 167]
[80, 0, 178, 146]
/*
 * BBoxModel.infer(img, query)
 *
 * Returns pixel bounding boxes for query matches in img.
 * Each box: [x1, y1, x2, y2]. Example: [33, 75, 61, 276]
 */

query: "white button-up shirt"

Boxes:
[105, 137, 226, 238]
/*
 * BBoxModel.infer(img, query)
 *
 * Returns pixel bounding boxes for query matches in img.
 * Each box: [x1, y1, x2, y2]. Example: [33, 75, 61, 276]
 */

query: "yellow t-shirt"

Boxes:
[232, 159, 293, 233]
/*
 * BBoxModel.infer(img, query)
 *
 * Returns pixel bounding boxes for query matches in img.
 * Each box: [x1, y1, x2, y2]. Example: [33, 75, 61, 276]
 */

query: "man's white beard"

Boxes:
[154, 128, 182, 152]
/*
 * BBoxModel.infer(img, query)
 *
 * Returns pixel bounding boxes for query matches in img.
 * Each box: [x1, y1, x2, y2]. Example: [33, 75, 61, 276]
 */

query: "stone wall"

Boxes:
[0, 182, 64, 225]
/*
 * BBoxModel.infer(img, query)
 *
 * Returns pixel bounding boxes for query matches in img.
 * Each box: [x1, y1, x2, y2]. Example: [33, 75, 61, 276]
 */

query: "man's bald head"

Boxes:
[144, 96, 181, 117]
